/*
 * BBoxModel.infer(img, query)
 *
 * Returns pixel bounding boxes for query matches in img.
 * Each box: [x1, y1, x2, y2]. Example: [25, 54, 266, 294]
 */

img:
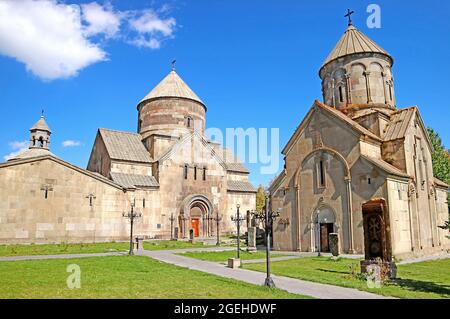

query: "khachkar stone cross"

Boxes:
[345, 8, 354, 26]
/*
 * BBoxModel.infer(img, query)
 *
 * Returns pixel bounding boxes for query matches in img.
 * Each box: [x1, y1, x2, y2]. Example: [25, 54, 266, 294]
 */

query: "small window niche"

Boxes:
[317, 159, 326, 189]
[183, 164, 188, 179]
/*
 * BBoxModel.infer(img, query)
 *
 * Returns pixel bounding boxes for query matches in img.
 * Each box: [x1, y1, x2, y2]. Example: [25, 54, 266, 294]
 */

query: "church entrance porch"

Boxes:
[179, 195, 214, 239]
[311, 205, 337, 253]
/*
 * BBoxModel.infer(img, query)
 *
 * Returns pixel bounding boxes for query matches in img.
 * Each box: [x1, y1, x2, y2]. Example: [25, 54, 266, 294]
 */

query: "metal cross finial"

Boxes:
[41, 109, 44, 117]
[171, 59, 176, 71]
[345, 9, 354, 26]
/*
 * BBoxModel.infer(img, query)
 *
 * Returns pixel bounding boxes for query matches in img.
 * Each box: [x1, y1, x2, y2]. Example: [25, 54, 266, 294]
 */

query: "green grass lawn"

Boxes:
[244, 257, 450, 299]
[179, 250, 291, 262]
[0, 256, 308, 299]
[0, 240, 213, 257]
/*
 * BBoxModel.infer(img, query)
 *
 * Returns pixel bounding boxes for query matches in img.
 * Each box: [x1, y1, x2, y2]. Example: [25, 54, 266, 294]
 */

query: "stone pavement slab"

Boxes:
[138, 249, 392, 299]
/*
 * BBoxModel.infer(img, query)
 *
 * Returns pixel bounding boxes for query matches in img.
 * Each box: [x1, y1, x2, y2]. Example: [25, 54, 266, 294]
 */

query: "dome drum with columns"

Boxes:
[319, 24, 396, 116]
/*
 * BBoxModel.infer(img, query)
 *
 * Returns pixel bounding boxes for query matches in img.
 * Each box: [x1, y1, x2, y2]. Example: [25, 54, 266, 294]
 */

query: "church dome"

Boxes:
[138, 70, 205, 108]
[319, 22, 396, 113]
[320, 24, 393, 71]
[137, 70, 206, 142]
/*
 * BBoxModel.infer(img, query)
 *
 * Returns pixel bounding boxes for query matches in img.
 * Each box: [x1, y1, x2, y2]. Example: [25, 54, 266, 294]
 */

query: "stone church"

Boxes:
[270, 21, 449, 259]
[0, 70, 256, 243]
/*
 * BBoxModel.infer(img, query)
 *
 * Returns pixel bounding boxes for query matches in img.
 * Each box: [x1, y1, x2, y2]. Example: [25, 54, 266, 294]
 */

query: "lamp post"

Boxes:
[213, 212, 222, 246]
[122, 202, 142, 256]
[169, 213, 176, 240]
[249, 194, 280, 288]
[231, 204, 245, 259]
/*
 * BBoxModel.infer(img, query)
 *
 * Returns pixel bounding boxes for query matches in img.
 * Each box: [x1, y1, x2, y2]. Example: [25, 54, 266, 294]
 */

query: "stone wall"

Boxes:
[0, 157, 134, 243]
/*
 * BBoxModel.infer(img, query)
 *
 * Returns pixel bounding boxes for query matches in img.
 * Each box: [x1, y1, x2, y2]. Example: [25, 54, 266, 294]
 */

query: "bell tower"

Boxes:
[29, 113, 52, 150]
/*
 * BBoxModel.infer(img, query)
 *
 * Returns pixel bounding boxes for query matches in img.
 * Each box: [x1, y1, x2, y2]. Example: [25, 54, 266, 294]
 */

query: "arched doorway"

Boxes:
[312, 205, 336, 253]
[179, 195, 213, 238]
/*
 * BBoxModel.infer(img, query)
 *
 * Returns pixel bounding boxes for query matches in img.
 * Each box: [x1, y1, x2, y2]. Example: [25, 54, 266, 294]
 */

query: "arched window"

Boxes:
[338, 86, 344, 103]
[186, 117, 192, 128]
[38, 137, 44, 148]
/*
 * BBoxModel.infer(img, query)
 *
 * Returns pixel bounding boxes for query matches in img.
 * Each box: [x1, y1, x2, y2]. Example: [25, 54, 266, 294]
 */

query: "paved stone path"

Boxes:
[0, 252, 124, 262]
[398, 253, 450, 265]
[137, 249, 391, 299]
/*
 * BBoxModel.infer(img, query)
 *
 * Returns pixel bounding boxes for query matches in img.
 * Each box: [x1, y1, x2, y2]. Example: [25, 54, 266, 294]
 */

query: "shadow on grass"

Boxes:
[392, 278, 450, 297]
[317, 268, 350, 275]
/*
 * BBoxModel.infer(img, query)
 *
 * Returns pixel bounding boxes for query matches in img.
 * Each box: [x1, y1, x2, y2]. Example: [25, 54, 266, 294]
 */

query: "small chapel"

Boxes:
[0, 69, 256, 243]
[269, 18, 449, 259]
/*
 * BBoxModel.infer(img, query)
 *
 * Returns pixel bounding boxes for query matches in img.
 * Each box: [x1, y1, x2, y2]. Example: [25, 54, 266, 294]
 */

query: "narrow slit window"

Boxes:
[183, 164, 188, 179]
[368, 177, 371, 185]
[319, 160, 325, 187]
[338, 86, 344, 103]
[187, 117, 192, 128]
[194, 166, 197, 180]
[143, 198, 146, 208]
[203, 167, 206, 181]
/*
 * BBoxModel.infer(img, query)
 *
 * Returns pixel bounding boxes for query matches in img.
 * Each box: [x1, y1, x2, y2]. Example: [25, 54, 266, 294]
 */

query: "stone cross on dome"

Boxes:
[345, 9, 354, 26]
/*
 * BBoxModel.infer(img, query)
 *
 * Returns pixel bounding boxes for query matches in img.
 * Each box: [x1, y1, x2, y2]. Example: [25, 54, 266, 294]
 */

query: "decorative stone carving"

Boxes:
[408, 182, 416, 198]
[361, 199, 396, 280]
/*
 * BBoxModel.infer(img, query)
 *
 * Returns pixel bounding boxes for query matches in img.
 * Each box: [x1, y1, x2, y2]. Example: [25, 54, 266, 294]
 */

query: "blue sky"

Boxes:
[1, 0, 449, 187]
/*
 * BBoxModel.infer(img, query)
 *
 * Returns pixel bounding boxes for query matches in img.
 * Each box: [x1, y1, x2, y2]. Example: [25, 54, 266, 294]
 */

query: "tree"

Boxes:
[427, 128, 450, 185]
[256, 185, 266, 212]
[428, 128, 450, 235]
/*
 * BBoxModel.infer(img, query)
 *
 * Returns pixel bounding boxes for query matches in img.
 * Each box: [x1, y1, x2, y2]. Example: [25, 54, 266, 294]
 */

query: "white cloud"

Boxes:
[62, 140, 81, 147]
[0, 1, 176, 81]
[128, 9, 176, 49]
[81, 2, 122, 38]
[3, 141, 28, 161]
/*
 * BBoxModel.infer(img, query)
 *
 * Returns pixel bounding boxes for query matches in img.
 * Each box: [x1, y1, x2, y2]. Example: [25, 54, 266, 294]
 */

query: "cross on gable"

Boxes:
[40, 184, 53, 199]
[86, 193, 96, 206]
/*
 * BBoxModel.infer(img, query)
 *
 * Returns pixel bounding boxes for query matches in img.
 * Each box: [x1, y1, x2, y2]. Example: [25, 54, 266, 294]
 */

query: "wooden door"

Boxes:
[320, 223, 333, 252]
[191, 219, 200, 237]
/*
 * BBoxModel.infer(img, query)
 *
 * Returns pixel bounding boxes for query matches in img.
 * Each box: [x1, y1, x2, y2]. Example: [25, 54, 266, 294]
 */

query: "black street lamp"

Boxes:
[213, 212, 222, 246]
[169, 213, 176, 240]
[231, 204, 245, 259]
[249, 195, 280, 288]
[122, 202, 142, 256]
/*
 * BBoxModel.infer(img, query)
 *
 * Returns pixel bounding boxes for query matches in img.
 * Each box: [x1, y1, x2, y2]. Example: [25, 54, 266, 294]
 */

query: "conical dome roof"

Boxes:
[321, 24, 392, 69]
[30, 116, 51, 132]
[139, 70, 204, 107]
